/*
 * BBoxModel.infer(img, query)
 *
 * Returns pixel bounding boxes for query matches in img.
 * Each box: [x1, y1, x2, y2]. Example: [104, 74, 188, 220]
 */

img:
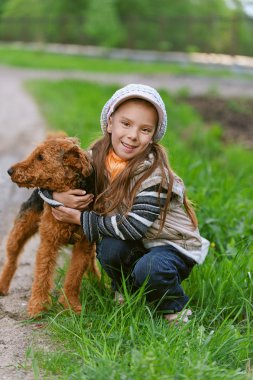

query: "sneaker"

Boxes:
[114, 291, 125, 305]
[164, 309, 192, 324]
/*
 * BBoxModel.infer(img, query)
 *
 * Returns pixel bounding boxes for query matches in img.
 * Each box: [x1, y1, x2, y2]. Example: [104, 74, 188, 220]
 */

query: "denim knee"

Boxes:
[96, 237, 146, 272]
[132, 252, 178, 289]
[96, 237, 128, 270]
[96, 237, 147, 291]
[132, 245, 194, 288]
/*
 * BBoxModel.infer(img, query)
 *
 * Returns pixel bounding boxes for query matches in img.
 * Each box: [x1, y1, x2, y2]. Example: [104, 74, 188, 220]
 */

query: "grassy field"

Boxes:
[24, 80, 253, 380]
[1, 44, 253, 79]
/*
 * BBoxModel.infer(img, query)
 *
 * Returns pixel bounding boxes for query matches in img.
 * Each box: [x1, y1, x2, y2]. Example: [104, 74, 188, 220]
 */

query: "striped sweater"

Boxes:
[81, 183, 167, 242]
[80, 155, 209, 264]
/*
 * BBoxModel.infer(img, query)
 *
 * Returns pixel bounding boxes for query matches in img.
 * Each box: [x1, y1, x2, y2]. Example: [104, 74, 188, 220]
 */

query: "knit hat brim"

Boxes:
[100, 84, 167, 142]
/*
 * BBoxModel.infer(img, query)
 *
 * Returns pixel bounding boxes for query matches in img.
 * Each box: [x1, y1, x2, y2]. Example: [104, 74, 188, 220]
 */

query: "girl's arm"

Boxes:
[80, 184, 167, 242]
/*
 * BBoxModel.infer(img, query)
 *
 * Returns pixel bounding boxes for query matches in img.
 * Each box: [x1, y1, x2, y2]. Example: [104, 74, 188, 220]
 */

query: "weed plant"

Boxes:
[25, 80, 253, 379]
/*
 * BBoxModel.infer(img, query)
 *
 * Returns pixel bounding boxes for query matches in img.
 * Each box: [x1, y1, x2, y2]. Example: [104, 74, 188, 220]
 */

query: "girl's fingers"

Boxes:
[74, 195, 94, 210]
[53, 191, 94, 209]
[68, 189, 87, 196]
[51, 206, 81, 225]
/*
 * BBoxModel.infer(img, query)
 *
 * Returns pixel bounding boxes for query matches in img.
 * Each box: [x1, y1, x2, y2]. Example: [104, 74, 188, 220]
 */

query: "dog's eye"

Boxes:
[37, 154, 44, 161]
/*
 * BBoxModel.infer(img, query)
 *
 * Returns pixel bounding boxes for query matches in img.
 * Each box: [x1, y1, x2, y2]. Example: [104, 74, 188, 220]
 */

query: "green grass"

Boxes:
[27, 275, 252, 380]
[25, 80, 253, 379]
[1, 44, 253, 79]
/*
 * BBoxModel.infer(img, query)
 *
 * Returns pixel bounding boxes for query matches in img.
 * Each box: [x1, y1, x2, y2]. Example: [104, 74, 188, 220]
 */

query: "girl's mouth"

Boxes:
[121, 142, 137, 151]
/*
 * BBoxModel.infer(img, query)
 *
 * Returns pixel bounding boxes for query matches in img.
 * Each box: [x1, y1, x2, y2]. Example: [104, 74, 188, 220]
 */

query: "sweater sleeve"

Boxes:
[80, 184, 167, 242]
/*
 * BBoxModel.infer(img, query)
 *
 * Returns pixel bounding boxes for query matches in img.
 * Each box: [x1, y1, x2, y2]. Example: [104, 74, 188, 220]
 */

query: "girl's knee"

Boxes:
[132, 254, 177, 288]
[96, 237, 130, 268]
[132, 256, 154, 287]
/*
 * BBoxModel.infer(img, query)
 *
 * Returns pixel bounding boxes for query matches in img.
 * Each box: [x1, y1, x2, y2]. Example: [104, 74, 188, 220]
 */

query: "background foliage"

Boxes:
[0, 0, 253, 55]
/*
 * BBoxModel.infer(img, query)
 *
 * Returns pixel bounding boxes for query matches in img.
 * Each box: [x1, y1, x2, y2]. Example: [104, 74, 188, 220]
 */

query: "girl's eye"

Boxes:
[122, 121, 130, 127]
[142, 128, 152, 134]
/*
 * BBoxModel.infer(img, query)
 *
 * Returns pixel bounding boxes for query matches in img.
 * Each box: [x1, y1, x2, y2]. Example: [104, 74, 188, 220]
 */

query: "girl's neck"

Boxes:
[106, 149, 128, 180]
[110, 149, 127, 162]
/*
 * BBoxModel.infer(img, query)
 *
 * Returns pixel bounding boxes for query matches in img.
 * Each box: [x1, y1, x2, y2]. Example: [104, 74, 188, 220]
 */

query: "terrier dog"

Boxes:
[0, 135, 100, 317]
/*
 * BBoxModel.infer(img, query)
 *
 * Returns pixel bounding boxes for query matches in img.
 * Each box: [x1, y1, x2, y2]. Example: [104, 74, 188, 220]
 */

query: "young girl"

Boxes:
[50, 84, 209, 323]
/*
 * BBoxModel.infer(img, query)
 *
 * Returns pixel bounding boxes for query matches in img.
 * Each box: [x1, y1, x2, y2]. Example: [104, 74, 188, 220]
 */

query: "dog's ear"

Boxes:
[62, 145, 81, 166]
[62, 146, 91, 176]
[46, 131, 67, 140]
[65, 137, 81, 146]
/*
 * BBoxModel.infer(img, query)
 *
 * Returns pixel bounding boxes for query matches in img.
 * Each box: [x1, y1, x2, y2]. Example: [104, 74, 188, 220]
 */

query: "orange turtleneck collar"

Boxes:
[105, 149, 127, 181]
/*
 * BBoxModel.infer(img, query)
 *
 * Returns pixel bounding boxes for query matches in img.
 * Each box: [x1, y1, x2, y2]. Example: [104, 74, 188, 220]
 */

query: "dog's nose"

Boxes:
[7, 167, 14, 176]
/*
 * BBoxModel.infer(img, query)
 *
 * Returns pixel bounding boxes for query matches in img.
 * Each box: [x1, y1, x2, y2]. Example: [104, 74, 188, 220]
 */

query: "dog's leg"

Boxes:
[59, 240, 98, 313]
[27, 236, 60, 317]
[0, 208, 40, 295]
[90, 246, 101, 280]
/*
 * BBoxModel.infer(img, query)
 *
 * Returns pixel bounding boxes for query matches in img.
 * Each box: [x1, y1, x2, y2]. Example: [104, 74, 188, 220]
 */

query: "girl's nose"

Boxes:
[127, 127, 138, 140]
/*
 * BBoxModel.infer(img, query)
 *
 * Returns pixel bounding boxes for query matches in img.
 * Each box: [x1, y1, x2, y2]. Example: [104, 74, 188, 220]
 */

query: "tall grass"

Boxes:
[25, 80, 253, 379]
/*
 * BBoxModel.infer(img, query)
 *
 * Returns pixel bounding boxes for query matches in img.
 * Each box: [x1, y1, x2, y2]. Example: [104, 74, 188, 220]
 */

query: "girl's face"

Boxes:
[107, 99, 158, 160]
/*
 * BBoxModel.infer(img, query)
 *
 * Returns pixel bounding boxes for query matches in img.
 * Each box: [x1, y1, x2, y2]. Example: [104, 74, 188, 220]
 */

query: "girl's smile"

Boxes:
[121, 141, 138, 152]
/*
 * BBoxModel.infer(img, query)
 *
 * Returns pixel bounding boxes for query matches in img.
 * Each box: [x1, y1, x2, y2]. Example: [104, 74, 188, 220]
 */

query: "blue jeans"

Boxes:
[96, 237, 195, 313]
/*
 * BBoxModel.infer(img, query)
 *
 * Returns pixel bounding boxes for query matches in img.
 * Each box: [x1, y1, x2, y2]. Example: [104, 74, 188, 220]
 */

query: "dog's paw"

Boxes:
[71, 304, 82, 314]
[0, 283, 9, 296]
[28, 297, 51, 317]
[58, 295, 82, 314]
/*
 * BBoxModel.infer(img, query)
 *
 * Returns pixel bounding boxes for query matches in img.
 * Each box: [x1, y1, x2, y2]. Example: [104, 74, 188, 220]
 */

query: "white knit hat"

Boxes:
[100, 84, 167, 142]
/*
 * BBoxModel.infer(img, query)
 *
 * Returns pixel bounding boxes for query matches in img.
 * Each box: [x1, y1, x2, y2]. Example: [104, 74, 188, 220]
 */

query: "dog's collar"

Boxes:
[38, 188, 64, 208]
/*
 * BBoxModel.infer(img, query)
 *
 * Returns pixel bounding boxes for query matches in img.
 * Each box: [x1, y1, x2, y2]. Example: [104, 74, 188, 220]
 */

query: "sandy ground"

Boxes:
[0, 68, 45, 379]
[1, 65, 253, 97]
[0, 64, 252, 379]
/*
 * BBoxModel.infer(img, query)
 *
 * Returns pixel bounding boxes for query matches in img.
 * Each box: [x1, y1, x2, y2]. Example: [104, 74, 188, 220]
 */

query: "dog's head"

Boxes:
[7, 136, 94, 192]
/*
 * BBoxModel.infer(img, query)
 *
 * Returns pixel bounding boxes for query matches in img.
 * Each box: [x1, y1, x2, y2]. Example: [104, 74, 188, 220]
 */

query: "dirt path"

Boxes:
[1, 65, 253, 97]
[0, 64, 252, 379]
[0, 68, 45, 379]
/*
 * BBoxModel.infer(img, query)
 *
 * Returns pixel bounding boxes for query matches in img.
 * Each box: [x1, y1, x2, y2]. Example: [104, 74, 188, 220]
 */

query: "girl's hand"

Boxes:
[53, 189, 94, 210]
[51, 206, 81, 225]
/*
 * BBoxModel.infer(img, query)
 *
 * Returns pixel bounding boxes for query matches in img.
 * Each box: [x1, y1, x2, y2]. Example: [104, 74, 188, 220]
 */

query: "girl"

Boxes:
[50, 84, 209, 323]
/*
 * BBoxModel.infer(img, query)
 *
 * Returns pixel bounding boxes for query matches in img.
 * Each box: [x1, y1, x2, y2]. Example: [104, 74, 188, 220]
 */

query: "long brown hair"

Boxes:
[90, 133, 198, 231]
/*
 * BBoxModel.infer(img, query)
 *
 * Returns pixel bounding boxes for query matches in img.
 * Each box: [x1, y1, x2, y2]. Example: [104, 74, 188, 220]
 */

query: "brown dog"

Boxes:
[0, 136, 100, 317]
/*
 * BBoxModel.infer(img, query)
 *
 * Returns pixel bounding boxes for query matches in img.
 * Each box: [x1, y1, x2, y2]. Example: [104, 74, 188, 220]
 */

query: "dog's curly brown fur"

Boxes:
[0, 136, 100, 317]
